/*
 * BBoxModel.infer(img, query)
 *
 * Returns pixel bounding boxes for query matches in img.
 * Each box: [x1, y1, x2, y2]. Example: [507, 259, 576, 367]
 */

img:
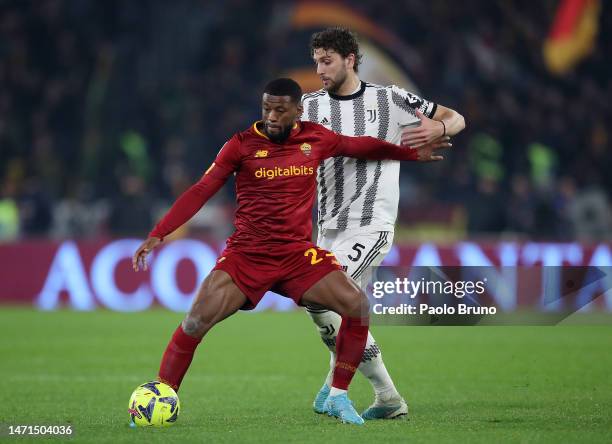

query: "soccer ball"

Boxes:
[128, 381, 180, 427]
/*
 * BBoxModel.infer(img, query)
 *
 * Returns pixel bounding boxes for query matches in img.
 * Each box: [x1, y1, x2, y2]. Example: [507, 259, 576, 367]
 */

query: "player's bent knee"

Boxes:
[183, 275, 230, 338]
[184, 271, 246, 339]
[184, 297, 226, 338]
[181, 314, 208, 338]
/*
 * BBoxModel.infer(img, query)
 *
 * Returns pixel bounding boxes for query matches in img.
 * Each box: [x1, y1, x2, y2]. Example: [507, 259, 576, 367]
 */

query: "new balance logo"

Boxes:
[255, 150, 268, 158]
[320, 117, 330, 126]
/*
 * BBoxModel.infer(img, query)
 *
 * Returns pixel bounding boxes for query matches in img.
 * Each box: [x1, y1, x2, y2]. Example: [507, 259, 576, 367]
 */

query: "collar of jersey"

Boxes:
[252, 121, 300, 142]
[328, 80, 366, 101]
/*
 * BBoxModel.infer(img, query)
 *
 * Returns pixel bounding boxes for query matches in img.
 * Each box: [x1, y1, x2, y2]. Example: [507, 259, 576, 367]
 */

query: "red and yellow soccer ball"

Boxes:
[128, 381, 180, 427]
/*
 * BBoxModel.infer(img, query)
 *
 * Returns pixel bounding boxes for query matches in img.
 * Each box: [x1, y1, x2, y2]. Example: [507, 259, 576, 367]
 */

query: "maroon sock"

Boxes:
[332, 316, 369, 390]
[158, 324, 201, 391]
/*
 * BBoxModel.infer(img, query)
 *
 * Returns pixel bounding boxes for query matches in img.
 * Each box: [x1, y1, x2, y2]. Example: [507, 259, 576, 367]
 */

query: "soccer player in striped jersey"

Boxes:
[302, 27, 466, 420]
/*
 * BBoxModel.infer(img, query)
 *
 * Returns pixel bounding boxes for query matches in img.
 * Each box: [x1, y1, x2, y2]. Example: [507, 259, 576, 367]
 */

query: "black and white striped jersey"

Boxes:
[302, 81, 437, 232]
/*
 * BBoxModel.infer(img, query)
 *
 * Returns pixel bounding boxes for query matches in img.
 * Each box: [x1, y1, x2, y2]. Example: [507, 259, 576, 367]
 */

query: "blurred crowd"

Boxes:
[0, 0, 610, 242]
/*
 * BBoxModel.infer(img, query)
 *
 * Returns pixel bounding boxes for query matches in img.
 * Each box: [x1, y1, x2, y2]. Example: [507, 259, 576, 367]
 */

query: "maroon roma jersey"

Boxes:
[215, 121, 342, 247]
[150, 121, 420, 246]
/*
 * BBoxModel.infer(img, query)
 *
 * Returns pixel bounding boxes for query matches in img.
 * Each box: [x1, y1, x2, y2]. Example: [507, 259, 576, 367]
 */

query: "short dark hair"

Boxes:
[263, 78, 303, 103]
[310, 27, 362, 72]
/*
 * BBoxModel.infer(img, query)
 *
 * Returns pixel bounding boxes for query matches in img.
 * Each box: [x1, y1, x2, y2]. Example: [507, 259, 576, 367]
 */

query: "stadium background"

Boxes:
[0, 1, 610, 442]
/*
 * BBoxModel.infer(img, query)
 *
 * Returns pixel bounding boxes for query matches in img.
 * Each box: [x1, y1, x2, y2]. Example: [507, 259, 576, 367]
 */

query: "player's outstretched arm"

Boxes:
[133, 136, 242, 272]
[401, 106, 465, 148]
[132, 171, 229, 271]
[149, 171, 228, 239]
[333, 133, 451, 162]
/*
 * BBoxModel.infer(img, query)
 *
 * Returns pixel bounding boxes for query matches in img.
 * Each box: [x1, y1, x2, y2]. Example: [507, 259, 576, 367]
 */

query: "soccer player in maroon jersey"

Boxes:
[132, 78, 449, 425]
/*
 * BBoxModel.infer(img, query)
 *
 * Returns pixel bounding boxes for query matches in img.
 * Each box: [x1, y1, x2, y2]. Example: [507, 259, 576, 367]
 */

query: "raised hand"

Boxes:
[401, 109, 446, 148]
[132, 237, 162, 271]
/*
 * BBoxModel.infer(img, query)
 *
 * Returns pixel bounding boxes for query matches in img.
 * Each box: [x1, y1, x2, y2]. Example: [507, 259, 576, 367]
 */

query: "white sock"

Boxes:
[307, 307, 400, 399]
[329, 387, 347, 397]
[359, 331, 399, 399]
[324, 352, 334, 387]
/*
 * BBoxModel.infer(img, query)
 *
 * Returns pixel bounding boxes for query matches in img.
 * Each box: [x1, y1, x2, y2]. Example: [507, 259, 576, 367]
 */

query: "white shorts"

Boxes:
[317, 228, 394, 290]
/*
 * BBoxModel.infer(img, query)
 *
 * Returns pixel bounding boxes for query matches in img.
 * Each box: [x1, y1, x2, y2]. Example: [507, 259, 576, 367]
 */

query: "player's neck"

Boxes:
[334, 74, 361, 97]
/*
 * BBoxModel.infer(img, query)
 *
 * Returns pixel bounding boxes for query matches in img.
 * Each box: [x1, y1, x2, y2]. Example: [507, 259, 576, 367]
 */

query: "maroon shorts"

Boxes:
[212, 241, 342, 310]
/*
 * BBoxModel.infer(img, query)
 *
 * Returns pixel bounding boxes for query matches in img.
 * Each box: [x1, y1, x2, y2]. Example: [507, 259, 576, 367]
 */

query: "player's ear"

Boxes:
[345, 53, 355, 70]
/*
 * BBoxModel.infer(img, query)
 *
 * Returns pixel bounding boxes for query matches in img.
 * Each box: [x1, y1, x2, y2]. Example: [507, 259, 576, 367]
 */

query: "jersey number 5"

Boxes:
[348, 243, 366, 262]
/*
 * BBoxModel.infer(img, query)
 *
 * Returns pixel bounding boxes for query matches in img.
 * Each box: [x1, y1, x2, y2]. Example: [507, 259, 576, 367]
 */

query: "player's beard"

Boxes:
[265, 124, 293, 143]
[324, 68, 348, 94]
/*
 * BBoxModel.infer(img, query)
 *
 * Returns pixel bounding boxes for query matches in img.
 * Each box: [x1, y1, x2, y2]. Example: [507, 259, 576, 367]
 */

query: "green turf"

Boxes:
[0, 308, 611, 443]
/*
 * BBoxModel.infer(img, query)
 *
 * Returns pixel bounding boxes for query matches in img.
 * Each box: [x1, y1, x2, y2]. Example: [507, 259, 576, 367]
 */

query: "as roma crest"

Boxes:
[300, 143, 312, 156]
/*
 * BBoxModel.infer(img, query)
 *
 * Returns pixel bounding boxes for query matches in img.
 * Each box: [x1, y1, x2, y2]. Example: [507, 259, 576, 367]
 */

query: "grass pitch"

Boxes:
[0, 308, 611, 443]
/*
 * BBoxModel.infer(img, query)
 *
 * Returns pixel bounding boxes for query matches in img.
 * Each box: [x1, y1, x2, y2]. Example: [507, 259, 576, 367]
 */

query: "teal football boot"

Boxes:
[361, 396, 408, 420]
[323, 393, 364, 425]
[313, 383, 330, 414]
